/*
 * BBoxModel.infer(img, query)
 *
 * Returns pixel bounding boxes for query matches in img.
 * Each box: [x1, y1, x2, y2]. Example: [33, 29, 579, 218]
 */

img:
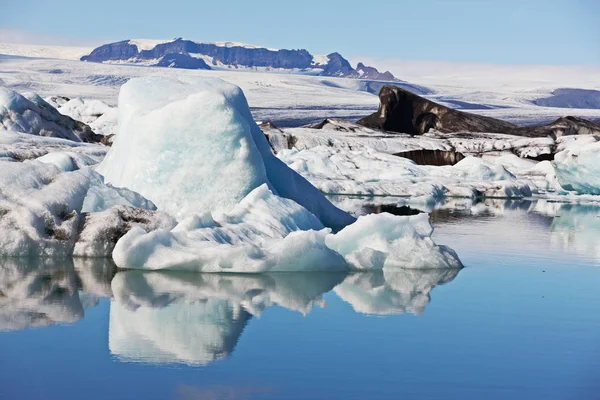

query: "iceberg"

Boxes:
[554, 139, 600, 195]
[277, 146, 534, 201]
[96, 76, 463, 271]
[0, 87, 100, 143]
[97, 76, 355, 230]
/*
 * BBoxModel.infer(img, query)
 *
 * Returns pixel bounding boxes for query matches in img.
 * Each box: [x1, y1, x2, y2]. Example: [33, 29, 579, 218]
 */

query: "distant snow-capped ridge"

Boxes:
[80, 38, 399, 81]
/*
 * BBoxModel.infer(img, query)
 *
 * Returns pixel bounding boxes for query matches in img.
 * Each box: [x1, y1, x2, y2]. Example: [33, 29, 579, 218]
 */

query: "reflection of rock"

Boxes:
[73, 258, 117, 299]
[334, 268, 460, 315]
[109, 270, 345, 365]
[0, 259, 83, 331]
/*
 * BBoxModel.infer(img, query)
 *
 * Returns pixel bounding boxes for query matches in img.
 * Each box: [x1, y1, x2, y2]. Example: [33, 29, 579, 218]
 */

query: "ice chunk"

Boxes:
[112, 185, 463, 271]
[278, 146, 534, 201]
[112, 185, 349, 272]
[0, 88, 100, 143]
[554, 139, 600, 195]
[81, 168, 157, 213]
[53, 97, 118, 136]
[326, 213, 464, 270]
[36, 152, 76, 172]
[0, 160, 158, 256]
[0, 129, 108, 163]
[97, 76, 355, 230]
[0, 161, 89, 257]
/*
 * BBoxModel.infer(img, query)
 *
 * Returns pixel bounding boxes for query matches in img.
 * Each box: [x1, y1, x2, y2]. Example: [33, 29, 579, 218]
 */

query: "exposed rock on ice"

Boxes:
[357, 85, 600, 137]
[0, 88, 103, 143]
[393, 149, 465, 166]
[97, 76, 355, 230]
[74, 205, 177, 257]
[358, 85, 516, 135]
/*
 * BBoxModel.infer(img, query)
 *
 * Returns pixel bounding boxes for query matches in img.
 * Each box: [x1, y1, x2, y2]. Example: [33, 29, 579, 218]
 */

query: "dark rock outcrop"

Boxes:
[156, 53, 211, 70]
[81, 39, 400, 81]
[358, 85, 516, 135]
[394, 149, 466, 166]
[513, 116, 600, 137]
[356, 62, 396, 81]
[358, 85, 600, 137]
[533, 88, 600, 109]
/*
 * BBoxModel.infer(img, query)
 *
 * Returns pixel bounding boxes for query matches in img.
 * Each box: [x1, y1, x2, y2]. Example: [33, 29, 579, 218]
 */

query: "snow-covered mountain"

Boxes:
[81, 38, 399, 81]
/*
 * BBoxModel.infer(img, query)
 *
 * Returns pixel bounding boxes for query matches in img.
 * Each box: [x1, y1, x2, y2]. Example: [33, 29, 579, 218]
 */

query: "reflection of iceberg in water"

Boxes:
[334, 269, 460, 315]
[550, 204, 600, 261]
[109, 270, 345, 365]
[0, 259, 84, 331]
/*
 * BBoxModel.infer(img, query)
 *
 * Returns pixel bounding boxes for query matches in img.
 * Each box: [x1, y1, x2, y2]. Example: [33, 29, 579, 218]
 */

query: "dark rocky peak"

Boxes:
[320, 52, 358, 78]
[356, 62, 397, 82]
[81, 40, 139, 62]
[358, 85, 600, 138]
[156, 53, 211, 70]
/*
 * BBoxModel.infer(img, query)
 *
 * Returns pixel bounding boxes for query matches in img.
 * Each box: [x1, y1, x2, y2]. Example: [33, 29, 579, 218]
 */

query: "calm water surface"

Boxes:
[1, 200, 600, 400]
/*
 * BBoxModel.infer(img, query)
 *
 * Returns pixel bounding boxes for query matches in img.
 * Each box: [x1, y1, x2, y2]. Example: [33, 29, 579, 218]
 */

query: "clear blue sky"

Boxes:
[2, 0, 599, 64]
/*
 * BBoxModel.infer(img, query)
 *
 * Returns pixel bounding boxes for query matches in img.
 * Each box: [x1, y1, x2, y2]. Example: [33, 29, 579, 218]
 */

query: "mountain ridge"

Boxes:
[81, 38, 399, 81]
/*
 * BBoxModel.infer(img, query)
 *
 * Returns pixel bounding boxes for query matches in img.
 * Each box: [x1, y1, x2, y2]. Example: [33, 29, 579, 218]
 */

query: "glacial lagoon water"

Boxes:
[1, 199, 600, 400]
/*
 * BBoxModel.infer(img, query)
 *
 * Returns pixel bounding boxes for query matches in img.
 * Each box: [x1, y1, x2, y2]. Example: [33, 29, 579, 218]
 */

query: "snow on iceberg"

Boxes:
[97, 76, 355, 230]
[554, 139, 600, 195]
